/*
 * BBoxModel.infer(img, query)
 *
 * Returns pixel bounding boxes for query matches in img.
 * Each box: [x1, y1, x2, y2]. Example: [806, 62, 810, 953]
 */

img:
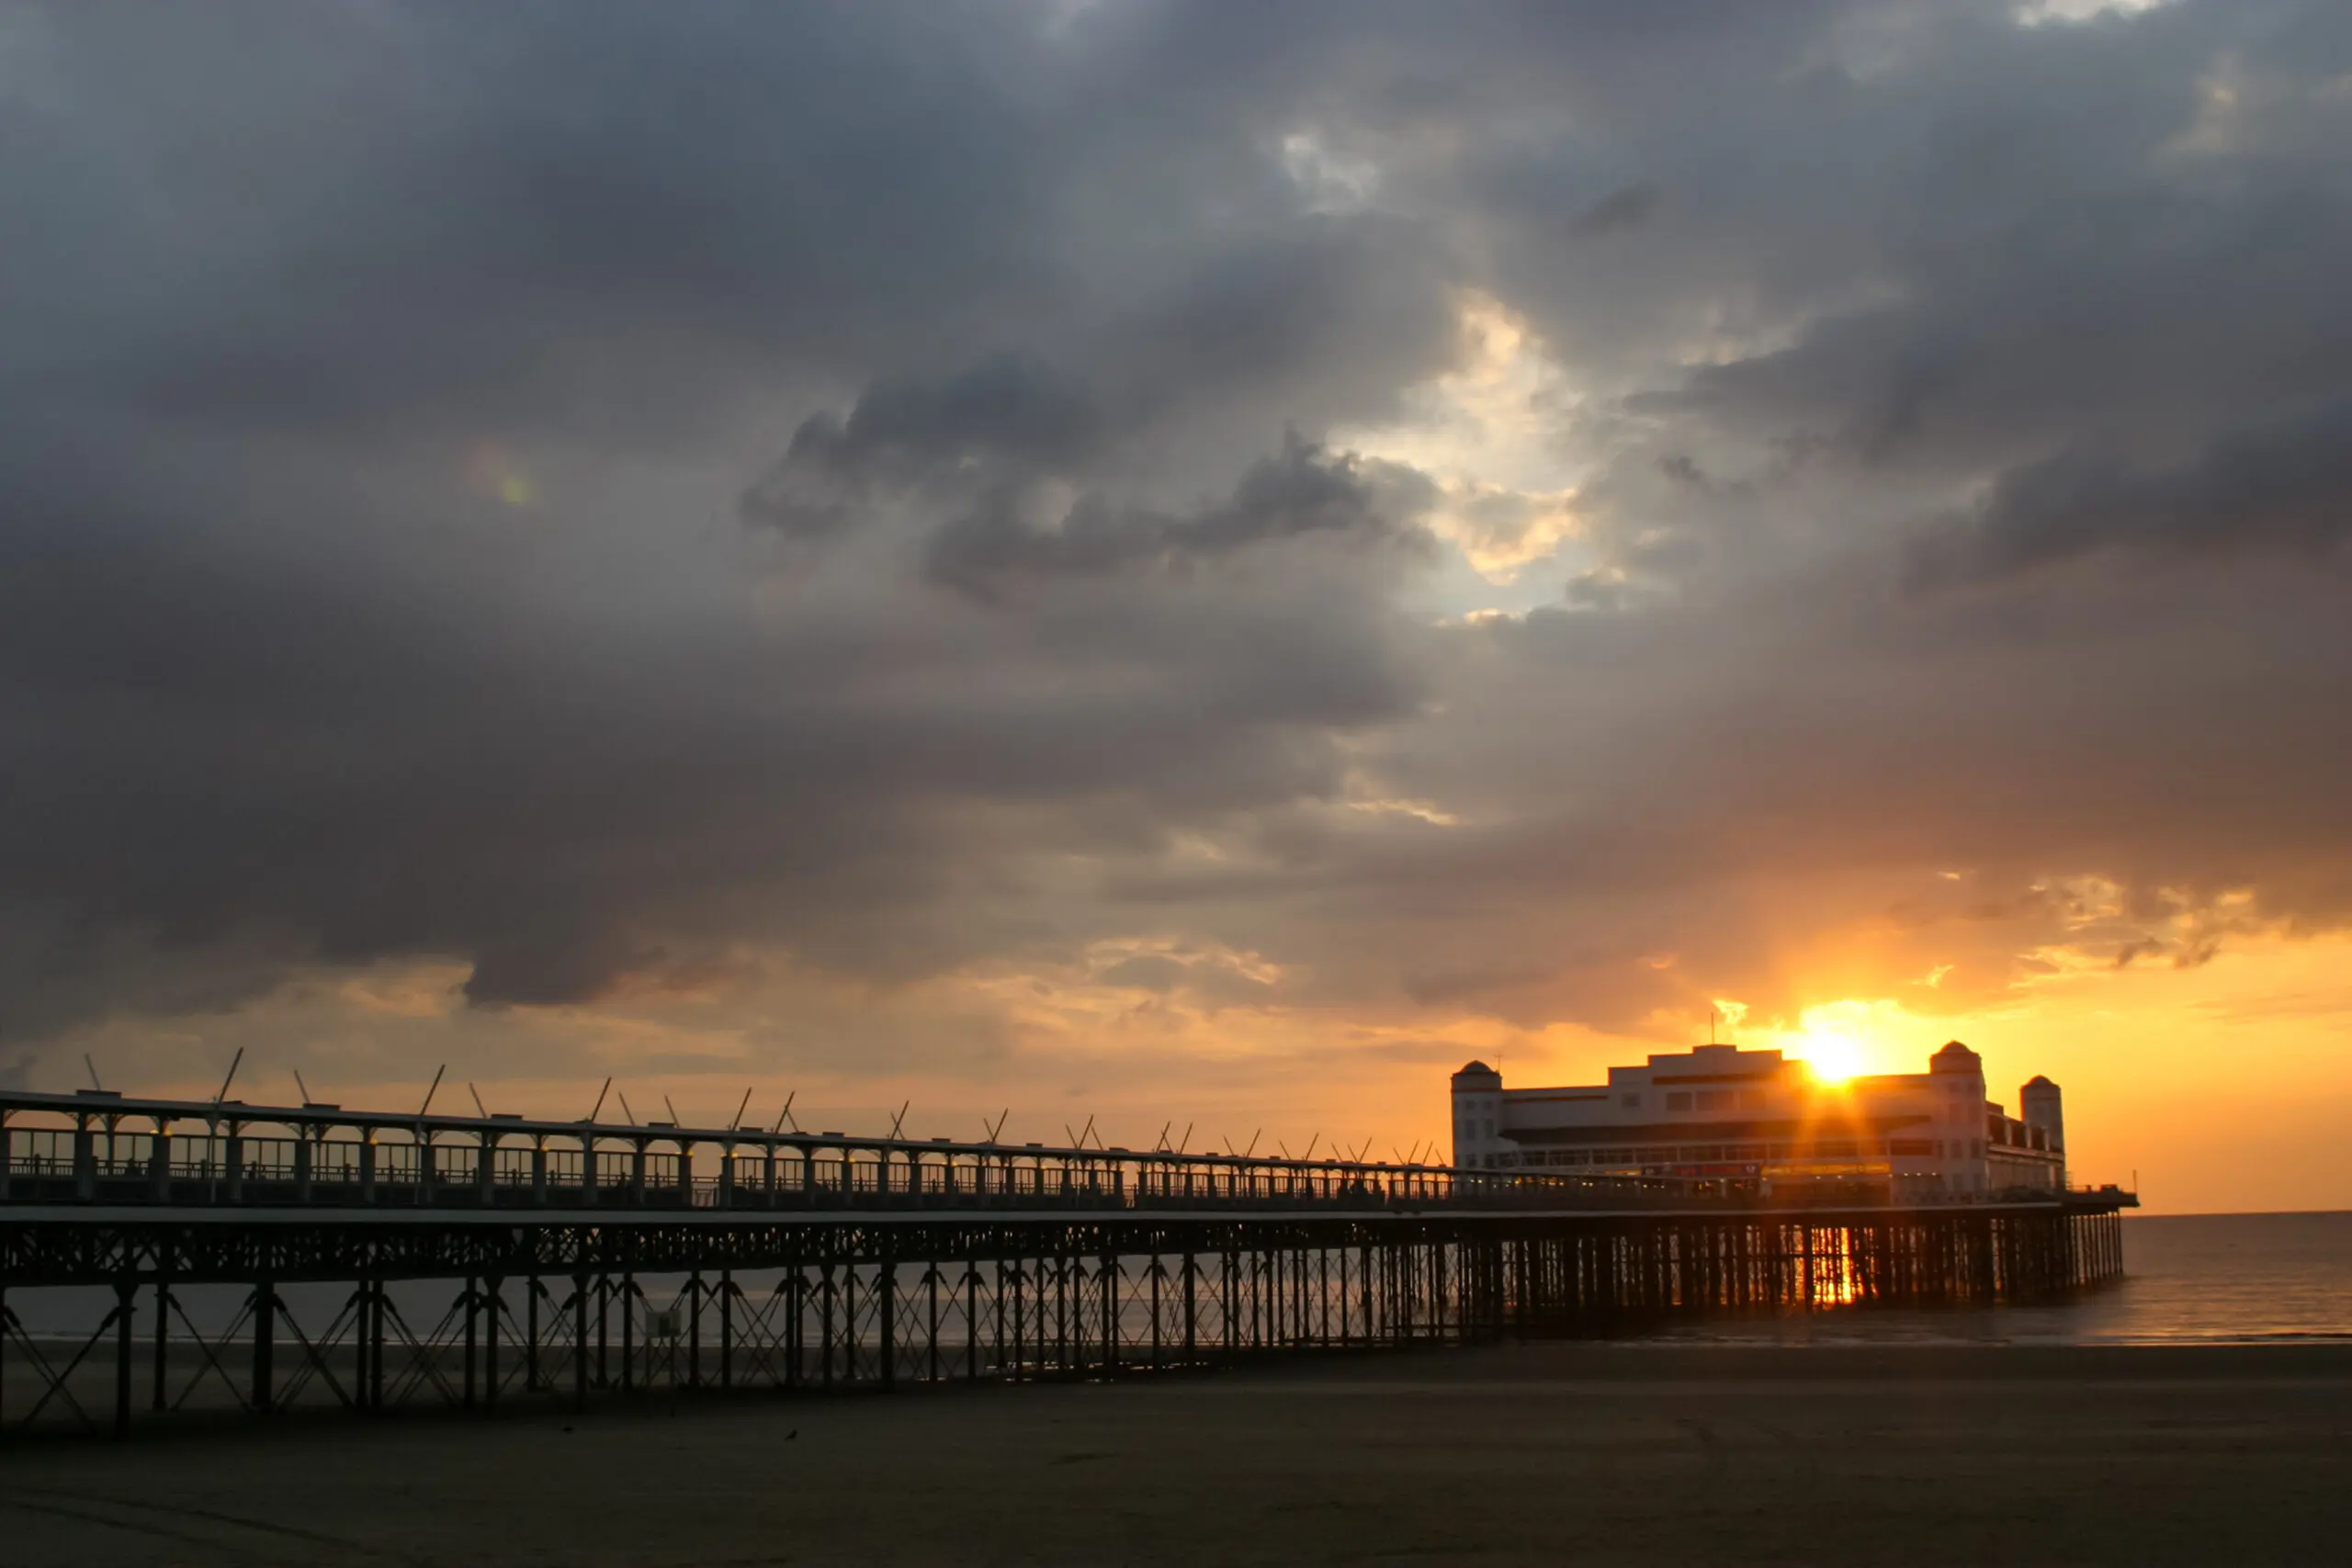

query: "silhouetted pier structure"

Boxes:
[0, 1088, 2132, 1438]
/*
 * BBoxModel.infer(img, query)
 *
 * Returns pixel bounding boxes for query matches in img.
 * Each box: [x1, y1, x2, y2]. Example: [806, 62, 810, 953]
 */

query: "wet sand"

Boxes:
[4, 1343, 2346, 1565]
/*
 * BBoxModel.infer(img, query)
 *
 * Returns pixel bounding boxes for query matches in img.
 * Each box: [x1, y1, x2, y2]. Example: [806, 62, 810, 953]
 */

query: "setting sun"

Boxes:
[1800, 1034, 1866, 1085]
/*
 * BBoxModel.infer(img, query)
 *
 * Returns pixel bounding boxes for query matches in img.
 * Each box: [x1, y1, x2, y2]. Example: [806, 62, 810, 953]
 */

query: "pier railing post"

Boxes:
[73, 1118, 96, 1201]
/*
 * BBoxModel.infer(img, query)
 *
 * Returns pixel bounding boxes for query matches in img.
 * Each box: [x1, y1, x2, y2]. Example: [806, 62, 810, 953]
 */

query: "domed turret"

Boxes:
[2020, 1075, 2065, 1159]
[1451, 1061, 1504, 1168]
[1928, 1040, 1982, 1075]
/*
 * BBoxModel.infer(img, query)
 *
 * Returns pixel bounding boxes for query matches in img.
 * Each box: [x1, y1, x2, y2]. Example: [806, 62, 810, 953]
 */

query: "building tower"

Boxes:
[2020, 1075, 2065, 1185]
[1928, 1040, 1990, 1195]
[1450, 1060, 1504, 1169]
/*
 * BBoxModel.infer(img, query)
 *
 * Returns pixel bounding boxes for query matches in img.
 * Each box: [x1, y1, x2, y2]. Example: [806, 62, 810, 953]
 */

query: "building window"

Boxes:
[1666, 1091, 1693, 1112]
[1622, 1093, 1641, 1109]
[1697, 1089, 1731, 1112]
[1484, 1120, 1494, 1139]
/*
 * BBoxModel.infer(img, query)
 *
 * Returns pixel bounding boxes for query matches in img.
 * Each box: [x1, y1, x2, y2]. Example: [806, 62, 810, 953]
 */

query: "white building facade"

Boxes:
[1451, 1042, 2066, 1199]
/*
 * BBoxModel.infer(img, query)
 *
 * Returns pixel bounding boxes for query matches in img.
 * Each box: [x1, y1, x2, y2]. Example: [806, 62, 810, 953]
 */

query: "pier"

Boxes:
[0, 1088, 2133, 1439]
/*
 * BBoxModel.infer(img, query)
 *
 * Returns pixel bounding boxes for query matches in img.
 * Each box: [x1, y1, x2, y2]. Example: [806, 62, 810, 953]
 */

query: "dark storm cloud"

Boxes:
[740, 355, 1110, 540]
[13, 2, 1073, 444]
[0, 413, 1427, 1026]
[923, 435, 1426, 596]
[1907, 399, 2352, 587]
[0, 0, 1467, 1039]
[3, 0, 2350, 1066]
[1566, 183, 1661, 242]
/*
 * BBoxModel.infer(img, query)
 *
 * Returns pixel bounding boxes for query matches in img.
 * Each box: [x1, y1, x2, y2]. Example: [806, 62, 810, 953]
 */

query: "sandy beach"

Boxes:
[3, 1342, 2346, 1565]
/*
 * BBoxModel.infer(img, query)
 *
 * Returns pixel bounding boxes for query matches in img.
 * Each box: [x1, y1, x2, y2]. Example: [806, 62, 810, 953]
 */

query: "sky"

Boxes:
[3, 0, 2347, 1213]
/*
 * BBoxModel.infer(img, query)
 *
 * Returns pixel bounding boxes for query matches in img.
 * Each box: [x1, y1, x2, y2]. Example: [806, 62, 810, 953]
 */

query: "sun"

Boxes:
[1799, 1031, 1868, 1085]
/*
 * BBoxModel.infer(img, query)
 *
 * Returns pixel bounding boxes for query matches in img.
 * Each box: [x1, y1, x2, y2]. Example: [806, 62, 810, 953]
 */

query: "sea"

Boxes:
[1647, 1211, 2352, 1348]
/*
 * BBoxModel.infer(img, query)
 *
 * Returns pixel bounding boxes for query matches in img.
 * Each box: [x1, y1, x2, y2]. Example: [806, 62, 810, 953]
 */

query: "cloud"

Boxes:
[1, 0, 2349, 1115]
[740, 355, 1110, 540]
[1906, 398, 2352, 587]
[925, 434, 1427, 595]
[1566, 182, 1661, 240]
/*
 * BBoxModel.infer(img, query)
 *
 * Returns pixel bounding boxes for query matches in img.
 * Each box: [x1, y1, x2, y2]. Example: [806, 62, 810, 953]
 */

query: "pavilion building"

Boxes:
[1450, 1041, 2066, 1199]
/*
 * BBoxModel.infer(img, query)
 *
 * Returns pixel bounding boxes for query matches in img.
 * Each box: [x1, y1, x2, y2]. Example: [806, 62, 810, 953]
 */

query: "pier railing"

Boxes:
[0, 1088, 1695, 1213]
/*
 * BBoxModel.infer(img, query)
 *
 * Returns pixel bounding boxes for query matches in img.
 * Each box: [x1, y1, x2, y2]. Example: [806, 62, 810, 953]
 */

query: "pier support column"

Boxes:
[357, 1279, 380, 1419]
[620, 1271, 635, 1392]
[252, 1279, 275, 1416]
[925, 1267, 940, 1384]
[961, 1265, 979, 1382]
[574, 1274, 591, 1409]
[1182, 1253, 1197, 1366]
[1101, 1253, 1118, 1375]
[152, 1278, 172, 1412]
[878, 1261, 897, 1390]
[462, 1274, 478, 1410]
[595, 1273, 610, 1390]
[526, 1275, 540, 1392]
[113, 1278, 135, 1438]
[483, 1277, 500, 1412]
[720, 1269, 734, 1390]
[818, 1264, 835, 1389]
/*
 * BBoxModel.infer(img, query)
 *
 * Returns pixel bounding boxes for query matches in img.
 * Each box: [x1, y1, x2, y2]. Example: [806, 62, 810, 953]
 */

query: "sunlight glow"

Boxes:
[1772, 999, 1908, 1085]
[1799, 1030, 1868, 1085]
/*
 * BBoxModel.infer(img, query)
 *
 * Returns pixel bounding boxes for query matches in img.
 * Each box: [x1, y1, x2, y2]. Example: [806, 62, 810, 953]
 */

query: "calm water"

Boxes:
[1650, 1211, 2352, 1347]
